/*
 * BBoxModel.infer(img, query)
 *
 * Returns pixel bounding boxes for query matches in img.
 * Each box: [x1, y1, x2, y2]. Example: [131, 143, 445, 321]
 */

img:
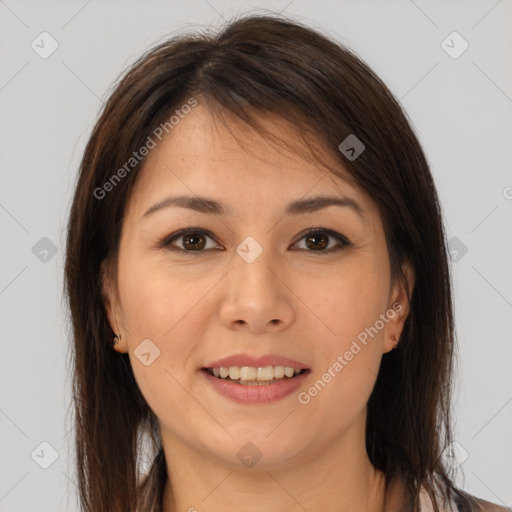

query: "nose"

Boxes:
[219, 252, 295, 333]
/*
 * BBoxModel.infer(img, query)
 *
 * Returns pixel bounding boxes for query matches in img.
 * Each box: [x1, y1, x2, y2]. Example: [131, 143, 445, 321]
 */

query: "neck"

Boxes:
[160, 412, 406, 512]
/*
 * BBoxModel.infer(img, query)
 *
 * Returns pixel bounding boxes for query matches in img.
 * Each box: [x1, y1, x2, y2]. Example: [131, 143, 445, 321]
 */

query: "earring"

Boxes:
[391, 335, 399, 349]
[112, 308, 121, 349]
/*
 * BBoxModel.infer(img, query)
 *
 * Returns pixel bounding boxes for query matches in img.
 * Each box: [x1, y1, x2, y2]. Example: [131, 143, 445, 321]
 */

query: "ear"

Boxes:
[382, 261, 415, 354]
[100, 258, 126, 353]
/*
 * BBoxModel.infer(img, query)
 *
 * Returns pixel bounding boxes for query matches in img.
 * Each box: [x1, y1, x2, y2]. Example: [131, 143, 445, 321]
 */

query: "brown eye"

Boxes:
[161, 227, 350, 255]
[305, 232, 329, 251]
[162, 229, 219, 252]
[293, 229, 351, 254]
[182, 233, 206, 250]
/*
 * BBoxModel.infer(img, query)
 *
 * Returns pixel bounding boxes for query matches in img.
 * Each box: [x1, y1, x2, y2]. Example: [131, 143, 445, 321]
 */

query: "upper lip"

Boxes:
[203, 354, 310, 370]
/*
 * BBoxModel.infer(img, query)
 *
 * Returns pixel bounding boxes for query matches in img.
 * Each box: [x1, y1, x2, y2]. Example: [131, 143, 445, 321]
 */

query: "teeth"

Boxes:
[241, 367, 258, 380]
[207, 365, 305, 381]
[273, 366, 285, 379]
[228, 366, 240, 380]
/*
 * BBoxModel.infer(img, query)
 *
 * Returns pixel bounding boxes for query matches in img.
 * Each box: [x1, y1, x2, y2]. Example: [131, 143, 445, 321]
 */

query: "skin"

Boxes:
[102, 102, 415, 512]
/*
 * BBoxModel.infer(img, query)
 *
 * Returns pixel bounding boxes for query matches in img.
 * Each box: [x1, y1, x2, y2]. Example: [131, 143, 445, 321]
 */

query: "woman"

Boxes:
[63, 14, 509, 512]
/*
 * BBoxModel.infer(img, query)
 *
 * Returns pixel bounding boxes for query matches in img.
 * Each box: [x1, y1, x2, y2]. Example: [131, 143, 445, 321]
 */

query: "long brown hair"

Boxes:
[64, 13, 488, 512]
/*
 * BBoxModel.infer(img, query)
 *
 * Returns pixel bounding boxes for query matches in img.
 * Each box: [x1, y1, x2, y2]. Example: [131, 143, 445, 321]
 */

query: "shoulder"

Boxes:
[471, 496, 511, 512]
[419, 484, 511, 512]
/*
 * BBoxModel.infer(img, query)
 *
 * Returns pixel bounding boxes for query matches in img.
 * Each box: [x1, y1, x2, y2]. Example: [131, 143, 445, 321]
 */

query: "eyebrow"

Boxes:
[142, 194, 367, 220]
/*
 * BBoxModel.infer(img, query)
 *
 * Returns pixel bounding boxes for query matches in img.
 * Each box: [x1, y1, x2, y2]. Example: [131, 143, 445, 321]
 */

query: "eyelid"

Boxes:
[159, 228, 221, 251]
[160, 227, 351, 253]
[292, 227, 351, 252]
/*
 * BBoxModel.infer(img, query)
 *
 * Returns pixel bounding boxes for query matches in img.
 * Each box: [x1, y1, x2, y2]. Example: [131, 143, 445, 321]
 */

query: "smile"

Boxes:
[201, 366, 311, 403]
[203, 365, 307, 385]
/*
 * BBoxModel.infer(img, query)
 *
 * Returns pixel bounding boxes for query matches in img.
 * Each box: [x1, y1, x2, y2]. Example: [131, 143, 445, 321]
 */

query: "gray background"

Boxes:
[1, 0, 511, 510]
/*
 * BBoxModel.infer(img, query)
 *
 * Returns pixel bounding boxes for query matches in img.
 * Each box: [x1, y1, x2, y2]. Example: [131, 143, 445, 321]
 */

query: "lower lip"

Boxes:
[201, 369, 310, 403]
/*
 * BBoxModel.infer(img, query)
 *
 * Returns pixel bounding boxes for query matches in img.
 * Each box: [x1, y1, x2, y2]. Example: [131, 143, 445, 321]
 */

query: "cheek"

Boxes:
[315, 260, 389, 345]
[303, 280, 385, 417]
[118, 261, 212, 421]
[301, 259, 389, 408]
[119, 255, 205, 336]
[116, 258, 210, 392]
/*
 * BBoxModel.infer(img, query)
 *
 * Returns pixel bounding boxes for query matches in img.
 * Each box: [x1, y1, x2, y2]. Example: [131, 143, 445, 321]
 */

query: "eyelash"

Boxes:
[159, 227, 352, 255]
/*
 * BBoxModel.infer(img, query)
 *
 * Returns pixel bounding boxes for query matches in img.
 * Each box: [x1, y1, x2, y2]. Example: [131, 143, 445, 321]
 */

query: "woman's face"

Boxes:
[103, 103, 413, 470]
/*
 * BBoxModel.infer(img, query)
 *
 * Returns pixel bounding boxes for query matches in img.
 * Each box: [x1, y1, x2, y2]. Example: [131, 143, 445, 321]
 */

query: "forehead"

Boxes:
[125, 103, 376, 221]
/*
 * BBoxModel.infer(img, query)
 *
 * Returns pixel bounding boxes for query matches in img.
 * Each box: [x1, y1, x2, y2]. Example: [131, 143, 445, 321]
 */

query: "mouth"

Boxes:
[201, 366, 311, 386]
